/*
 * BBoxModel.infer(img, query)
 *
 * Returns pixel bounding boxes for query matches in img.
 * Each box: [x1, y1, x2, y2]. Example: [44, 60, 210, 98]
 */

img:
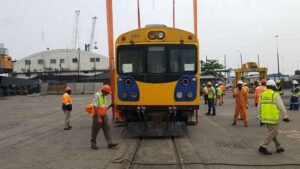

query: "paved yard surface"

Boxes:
[0, 91, 300, 169]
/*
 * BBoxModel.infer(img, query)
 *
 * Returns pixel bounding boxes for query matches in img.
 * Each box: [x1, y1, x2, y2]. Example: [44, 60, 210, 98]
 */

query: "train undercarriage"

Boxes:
[118, 105, 199, 137]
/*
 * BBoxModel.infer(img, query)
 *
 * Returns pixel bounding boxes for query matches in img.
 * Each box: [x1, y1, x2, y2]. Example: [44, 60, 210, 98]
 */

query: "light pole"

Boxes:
[77, 48, 81, 81]
[237, 50, 242, 68]
[275, 35, 280, 75]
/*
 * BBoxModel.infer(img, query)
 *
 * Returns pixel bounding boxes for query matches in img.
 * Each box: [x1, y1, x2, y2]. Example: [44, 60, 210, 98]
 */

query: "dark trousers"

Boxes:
[289, 96, 299, 110]
[91, 115, 112, 144]
[204, 95, 208, 104]
[207, 98, 216, 115]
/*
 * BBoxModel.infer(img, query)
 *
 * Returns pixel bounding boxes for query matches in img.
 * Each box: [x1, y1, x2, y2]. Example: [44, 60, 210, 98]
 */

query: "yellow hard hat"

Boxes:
[276, 80, 281, 83]
[207, 82, 212, 86]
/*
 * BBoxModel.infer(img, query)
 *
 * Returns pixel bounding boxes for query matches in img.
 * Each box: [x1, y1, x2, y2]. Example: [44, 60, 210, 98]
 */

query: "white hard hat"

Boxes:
[266, 80, 276, 86]
[244, 82, 248, 85]
[215, 84, 219, 87]
[293, 80, 299, 85]
[237, 80, 243, 85]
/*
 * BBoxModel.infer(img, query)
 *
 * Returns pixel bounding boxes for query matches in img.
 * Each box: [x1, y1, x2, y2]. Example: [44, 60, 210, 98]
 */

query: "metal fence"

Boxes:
[41, 82, 103, 95]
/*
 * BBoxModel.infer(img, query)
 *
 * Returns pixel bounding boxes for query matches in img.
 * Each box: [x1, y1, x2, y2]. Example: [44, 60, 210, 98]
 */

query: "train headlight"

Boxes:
[132, 91, 137, 98]
[157, 32, 165, 39]
[187, 92, 193, 98]
[181, 78, 190, 87]
[121, 91, 128, 98]
[148, 32, 156, 40]
[176, 92, 183, 99]
[124, 78, 133, 87]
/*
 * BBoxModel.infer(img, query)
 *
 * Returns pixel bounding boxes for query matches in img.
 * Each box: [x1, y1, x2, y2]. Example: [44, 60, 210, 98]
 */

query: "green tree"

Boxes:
[201, 59, 231, 80]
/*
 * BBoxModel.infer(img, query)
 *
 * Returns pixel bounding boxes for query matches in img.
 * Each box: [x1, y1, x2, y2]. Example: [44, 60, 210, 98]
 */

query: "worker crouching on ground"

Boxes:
[232, 81, 249, 127]
[61, 86, 73, 130]
[205, 82, 216, 116]
[289, 80, 300, 111]
[258, 80, 290, 155]
[91, 85, 118, 150]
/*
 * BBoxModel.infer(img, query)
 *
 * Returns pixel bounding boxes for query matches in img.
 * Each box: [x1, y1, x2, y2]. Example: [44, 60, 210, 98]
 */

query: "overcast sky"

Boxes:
[1, 0, 300, 75]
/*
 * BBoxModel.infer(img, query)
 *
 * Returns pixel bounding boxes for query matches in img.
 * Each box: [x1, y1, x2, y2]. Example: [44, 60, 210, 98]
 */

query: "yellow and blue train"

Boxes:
[114, 25, 200, 136]
[0, 47, 13, 73]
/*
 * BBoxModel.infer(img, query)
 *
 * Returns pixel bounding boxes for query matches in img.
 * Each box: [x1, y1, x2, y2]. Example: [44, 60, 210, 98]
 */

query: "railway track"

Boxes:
[126, 136, 184, 169]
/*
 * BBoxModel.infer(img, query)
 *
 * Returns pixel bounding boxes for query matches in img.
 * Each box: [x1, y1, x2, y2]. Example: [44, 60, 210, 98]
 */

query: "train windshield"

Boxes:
[117, 44, 197, 74]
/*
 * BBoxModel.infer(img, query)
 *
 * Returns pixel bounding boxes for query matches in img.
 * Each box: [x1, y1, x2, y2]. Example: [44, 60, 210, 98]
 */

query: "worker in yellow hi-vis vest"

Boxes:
[91, 85, 118, 150]
[258, 80, 290, 155]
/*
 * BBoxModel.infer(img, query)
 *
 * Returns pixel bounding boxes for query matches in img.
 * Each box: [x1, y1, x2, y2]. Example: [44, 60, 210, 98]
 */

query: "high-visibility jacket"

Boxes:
[216, 87, 222, 96]
[255, 85, 266, 104]
[208, 87, 215, 99]
[220, 85, 226, 94]
[243, 86, 249, 93]
[94, 92, 107, 117]
[291, 87, 300, 97]
[276, 85, 284, 95]
[203, 87, 208, 95]
[233, 87, 248, 106]
[259, 89, 280, 124]
[61, 92, 72, 111]
[62, 93, 72, 105]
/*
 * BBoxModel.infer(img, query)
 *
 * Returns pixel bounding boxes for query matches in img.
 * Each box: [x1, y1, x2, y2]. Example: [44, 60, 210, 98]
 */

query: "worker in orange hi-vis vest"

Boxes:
[232, 81, 249, 127]
[61, 86, 73, 130]
[255, 79, 267, 107]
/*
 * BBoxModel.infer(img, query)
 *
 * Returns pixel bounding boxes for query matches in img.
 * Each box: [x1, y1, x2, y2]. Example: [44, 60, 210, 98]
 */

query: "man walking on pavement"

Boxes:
[91, 85, 118, 149]
[205, 82, 216, 116]
[258, 80, 290, 155]
[61, 86, 73, 130]
[289, 80, 300, 111]
[232, 81, 249, 127]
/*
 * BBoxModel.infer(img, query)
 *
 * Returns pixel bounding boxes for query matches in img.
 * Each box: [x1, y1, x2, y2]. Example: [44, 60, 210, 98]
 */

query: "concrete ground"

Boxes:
[0, 91, 300, 169]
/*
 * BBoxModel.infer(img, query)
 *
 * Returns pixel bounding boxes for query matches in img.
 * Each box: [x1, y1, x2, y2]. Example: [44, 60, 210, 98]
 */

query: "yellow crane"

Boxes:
[234, 62, 268, 93]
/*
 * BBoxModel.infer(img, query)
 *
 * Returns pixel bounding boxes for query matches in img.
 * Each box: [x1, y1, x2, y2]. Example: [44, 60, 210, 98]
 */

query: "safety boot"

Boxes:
[108, 142, 118, 149]
[276, 148, 285, 153]
[258, 146, 272, 155]
[244, 121, 248, 127]
[91, 142, 99, 150]
[64, 126, 71, 130]
[232, 121, 236, 126]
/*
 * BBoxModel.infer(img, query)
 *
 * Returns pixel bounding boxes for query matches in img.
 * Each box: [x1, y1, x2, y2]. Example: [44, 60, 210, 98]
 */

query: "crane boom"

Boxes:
[89, 16, 97, 51]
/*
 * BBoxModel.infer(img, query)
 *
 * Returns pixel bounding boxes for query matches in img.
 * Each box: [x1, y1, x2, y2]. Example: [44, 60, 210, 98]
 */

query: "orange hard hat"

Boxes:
[261, 79, 267, 84]
[101, 85, 112, 93]
[64, 86, 71, 91]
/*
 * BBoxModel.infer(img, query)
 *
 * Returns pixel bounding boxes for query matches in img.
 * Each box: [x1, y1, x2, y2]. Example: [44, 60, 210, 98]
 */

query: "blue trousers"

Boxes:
[289, 96, 299, 110]
[207, 98, 216, 114]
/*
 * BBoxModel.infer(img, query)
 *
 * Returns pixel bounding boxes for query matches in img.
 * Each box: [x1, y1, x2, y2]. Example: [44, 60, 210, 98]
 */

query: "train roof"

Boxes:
[116, 25, 198, 44]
